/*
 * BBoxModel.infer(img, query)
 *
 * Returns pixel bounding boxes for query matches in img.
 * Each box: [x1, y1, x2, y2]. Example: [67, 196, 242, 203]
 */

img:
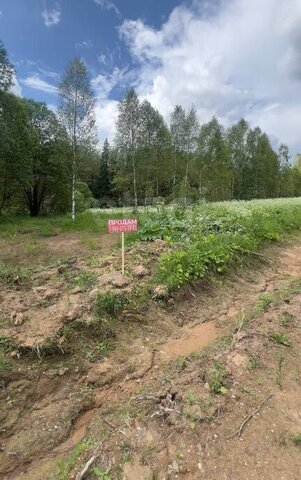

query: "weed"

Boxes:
[292, 433, 301, 447]
[247, 354, 260, 370]
[186, 391, 198, 405]
[208, 361, 228, 394]
[0, 315, 8, 327]
[278, 312, 295, 327]
[91, 467, 112, 479]
[80, 235, 100, 251]
[95, 291, 129, 318]
[0, 263, 31, 285]
[75, 271, 97, 290]
[121, 451, 133, 464]
[48, 439, 92, 480]
[254, 293, 273, 314]
[270, 332, 291, 347]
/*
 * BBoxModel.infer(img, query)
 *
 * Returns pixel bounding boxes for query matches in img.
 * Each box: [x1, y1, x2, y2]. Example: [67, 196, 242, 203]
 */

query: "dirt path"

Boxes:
[1, 238, 301, 479]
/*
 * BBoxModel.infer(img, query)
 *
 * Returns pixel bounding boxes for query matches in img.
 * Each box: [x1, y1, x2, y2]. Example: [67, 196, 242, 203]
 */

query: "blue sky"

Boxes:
[1, 0, 301, 156]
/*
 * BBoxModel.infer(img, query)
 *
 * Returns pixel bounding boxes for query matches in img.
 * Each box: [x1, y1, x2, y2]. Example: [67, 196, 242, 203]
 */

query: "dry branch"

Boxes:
[227, 393, 273, 439]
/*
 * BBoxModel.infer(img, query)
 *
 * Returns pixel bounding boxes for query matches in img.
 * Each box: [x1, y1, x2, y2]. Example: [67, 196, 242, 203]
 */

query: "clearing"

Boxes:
[1, 226, 301, 479]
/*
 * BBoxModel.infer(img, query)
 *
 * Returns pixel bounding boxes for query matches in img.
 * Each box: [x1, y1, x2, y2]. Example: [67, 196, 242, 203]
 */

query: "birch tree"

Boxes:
[58, 58, 96, 219]
[116, 88, 140, 206]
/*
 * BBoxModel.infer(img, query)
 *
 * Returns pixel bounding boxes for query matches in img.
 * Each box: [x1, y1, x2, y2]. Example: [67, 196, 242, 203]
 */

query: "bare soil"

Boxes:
[1, 233, 301, 480]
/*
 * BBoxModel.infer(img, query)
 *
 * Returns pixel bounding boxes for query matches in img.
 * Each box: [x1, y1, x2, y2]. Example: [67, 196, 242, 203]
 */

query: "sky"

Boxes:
[1, 0, 301, 156]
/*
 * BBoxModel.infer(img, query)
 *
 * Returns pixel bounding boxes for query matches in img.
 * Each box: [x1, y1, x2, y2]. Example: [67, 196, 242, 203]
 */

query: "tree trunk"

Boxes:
[71, 157, 76, 221]
[132, 156, 138, 207]
[173, 154, 177, 198]
[184, 156, 189, 206]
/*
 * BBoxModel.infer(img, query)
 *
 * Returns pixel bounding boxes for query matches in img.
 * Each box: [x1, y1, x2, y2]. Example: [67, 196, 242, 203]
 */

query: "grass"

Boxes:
[208, 360, 228, 394]
[95, 291, 129, 318]
[135, 197, 301, 292]
[48, 439, 93, 480]
[270, 332, 292, 347]
[74, 270, 98, 290]
[0, 263, 31, 285]
[292, 433, 301, 447]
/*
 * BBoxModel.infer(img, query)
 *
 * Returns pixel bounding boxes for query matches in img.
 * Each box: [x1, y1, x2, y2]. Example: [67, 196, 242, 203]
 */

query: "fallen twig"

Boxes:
[187, 286, 196, 298]
[75, 432, 112, 480]
[75, 455, 96, 480]
[102, 418, 117, 430]
[227, 393, 273, 439]
[131, 394, 160, 403]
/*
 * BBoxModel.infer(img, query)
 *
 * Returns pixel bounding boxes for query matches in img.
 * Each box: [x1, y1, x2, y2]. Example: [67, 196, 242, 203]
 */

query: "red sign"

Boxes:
[108, 219, 138, 233]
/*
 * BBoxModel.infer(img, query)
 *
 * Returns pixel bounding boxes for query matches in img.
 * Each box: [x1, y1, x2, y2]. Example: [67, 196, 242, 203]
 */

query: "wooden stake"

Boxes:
[122, 231, 125, 275]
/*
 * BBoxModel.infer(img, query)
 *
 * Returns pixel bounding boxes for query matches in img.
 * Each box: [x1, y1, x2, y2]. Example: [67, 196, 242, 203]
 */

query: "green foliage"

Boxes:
[75, 271, 97, 290]
[0, 263, 31, 285]
[270, 332, 291, 347]
[0, 336, 16, 370]
[208, 361, 228, 394]
[141, 198, 301, 291]
[91, 467, 112, 479]
[292, 434, 301, 447]
[49, 439, 92, 480]
[95, 291, 129, 318]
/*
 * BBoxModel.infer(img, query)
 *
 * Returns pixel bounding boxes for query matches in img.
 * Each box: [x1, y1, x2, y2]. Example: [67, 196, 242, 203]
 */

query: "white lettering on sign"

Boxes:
[108, 219, 138, 233]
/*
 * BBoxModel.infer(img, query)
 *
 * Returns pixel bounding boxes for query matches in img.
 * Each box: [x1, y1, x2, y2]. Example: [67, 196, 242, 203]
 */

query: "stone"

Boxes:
[111, 275, 131, 288]
[65, 307, 82, 321]
[133, 265, 149, 278]
[86, 361, 112, 384]
[11, 311, 24, 326]
[58, 367, 69, 376]
[70, 286, 83, 295]
[123, 459, 153, 480]
[67, 256, 77, 265]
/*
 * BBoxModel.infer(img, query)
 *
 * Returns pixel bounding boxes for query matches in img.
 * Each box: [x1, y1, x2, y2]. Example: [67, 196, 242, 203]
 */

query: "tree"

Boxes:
[90, 138, 112, 202]
[58, 57, 96, 219]
[182, 106, 199, 205]
[0, 91, 31, 213]
[22, 99, 69, 216]
[139, 100, 170, 203]
[170, 105, 186, 198]
[196, 117, 231, 201]
[227, 119, 249, 199]
[116, 88, 141, 206]
[0, 40, 15, 92]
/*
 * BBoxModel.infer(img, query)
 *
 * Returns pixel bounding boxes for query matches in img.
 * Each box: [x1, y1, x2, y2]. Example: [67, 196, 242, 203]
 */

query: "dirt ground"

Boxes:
[1, 233, 301, 480]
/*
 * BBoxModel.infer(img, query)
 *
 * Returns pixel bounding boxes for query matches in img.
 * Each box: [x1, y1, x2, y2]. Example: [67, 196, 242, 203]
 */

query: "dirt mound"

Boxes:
[1, 238, 301, 479]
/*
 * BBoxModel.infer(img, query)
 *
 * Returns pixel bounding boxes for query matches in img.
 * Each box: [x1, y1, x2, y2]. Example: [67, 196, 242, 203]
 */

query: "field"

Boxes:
[1, 198, 301, 479]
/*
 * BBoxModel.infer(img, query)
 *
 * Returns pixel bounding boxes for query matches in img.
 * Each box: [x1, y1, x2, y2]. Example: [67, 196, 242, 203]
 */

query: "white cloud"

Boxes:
[10, 74, 22, 97]
[94, 0, 120, 16]
[47, 104, 57, 113]
[98, 53, 108, 65]
[92, 67, 128, 143]
[119, 0, 301, 154]
[92, 67, 126, 99]
[21, 74, 57, 94]
[75, 40, 93, 49]
[41, 6, 61, 27]
[95, 100, 119, 143]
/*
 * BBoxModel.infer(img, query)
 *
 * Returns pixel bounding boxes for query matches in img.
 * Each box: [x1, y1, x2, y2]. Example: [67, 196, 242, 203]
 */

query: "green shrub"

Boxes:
[95, 291, 129, 317]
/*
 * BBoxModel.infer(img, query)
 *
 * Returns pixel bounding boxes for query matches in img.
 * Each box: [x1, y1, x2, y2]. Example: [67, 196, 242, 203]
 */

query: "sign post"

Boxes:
[121, 231, 125, 275]
[108, 219, 138, 275]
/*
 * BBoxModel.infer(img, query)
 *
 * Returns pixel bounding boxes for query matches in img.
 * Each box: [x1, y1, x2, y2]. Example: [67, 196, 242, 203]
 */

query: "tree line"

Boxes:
[1, 39, 301, 218]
